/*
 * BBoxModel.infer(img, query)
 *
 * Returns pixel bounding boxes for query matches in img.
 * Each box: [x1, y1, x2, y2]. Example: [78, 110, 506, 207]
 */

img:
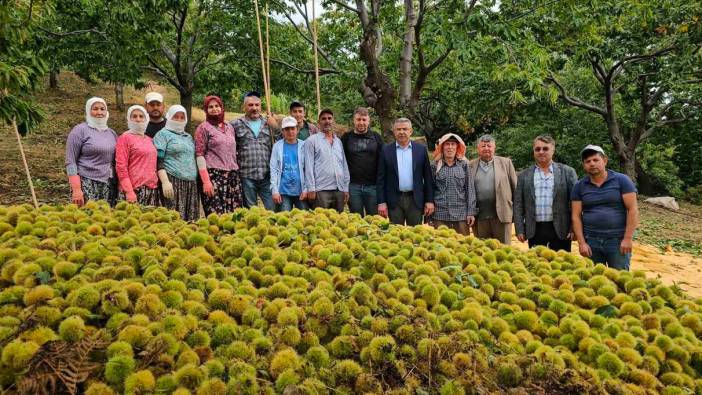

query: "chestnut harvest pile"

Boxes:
[0, 202, 701, 394]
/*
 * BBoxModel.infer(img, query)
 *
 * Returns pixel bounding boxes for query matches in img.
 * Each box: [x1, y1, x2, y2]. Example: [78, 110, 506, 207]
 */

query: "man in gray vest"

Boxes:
[514, 135, 578, 251]
[469, 134, 517, 244]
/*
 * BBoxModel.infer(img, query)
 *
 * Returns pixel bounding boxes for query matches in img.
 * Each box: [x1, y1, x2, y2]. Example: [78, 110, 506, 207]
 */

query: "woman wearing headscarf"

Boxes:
[429, 133, 477, 235]
[115, 105, 159, 206]
[194, 95, 243, 215]
[65, 97, 118, 207]
[152, 105, 200, 221]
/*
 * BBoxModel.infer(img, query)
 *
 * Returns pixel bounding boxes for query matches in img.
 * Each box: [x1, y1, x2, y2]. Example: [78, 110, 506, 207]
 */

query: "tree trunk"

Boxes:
[619, 154, 637, 182]
[179, 88, 193, 133]
[49, 70, 59, 89]
[398, 0, 416, 108]
[114, 82, 125, 111]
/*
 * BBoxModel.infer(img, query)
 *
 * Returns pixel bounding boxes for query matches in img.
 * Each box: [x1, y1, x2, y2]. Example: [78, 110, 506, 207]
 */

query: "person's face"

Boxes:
[477, 141, 495, 162]
[583, 153, 607, 176]
[393, 122, 413, 145]
[533, 140, 554, 166]
[290, 106, 305, 123]
[90, 102, 107, 118]
[353, 114, 369, 133]
[130, 109, 146, 122]
[442, 141, 458, 160]
[318, 113, 335, 133]
[207, 100, 222, 116]
[244, 97, 261, 119]
[145, 101, 164, 120]
[172, 111, 186, 122]
[283, 126, 299, 142]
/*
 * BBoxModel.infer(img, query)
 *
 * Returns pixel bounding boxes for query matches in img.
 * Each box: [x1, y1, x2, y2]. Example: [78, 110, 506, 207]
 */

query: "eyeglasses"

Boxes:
[533, 147, 550, 152]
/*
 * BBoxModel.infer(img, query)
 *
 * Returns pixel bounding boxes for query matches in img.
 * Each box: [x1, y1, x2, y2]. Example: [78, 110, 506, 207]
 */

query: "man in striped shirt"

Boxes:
[303, 109, 350, 212]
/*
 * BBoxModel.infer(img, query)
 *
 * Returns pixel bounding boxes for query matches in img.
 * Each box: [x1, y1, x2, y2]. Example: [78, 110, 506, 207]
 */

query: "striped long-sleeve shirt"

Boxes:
[65, 122, 118, 183]
[303, 132, 350, 192]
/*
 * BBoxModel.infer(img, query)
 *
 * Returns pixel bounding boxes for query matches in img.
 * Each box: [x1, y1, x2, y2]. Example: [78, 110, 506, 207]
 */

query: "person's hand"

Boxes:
[299, 192, 307, 201]
[620, 238, 633, 255]
[125, 191, 137, 203]
[466, 215, 475, 227]
[517, 233, 526, 242]
[578, 242, 592, 258]
[202, 181, 215, 197]
[307, 191, 316, 201]
[162, 180, 174, 200]
[343, 192, 349, 203]
[273, 193, 283, 204]
[424, 202, 435, 217]
[378, 203, 388, 218]
[71, 190, 85, 207]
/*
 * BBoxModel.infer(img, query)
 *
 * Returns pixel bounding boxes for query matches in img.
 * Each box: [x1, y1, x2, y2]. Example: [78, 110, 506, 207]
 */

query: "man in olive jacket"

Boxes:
[514, 135, 578, 251]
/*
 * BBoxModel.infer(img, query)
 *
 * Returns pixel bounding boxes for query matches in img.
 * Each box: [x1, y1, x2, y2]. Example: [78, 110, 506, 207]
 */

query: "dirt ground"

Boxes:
[2, 72, 701, 298]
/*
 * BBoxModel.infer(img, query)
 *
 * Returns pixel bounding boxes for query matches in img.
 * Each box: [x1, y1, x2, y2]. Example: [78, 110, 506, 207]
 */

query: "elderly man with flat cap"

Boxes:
[571, 145, 639, 270]
[230, 91, 280, 210]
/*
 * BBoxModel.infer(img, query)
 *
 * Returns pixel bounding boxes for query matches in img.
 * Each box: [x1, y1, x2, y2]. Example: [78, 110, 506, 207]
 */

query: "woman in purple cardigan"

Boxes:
[65, 97, 118, 207]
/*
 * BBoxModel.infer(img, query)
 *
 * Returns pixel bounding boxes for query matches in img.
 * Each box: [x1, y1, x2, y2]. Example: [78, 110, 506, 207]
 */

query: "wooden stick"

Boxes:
[311, 0, 322, 117]
[12, 119, 39, 208]
[265, 2, 271, 99]
[253, 0, 271, 114]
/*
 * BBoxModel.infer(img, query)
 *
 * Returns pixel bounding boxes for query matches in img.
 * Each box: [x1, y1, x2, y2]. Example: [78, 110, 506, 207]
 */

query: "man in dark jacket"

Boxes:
[377, 117, 434, 226]
[514, 135, 578, 251]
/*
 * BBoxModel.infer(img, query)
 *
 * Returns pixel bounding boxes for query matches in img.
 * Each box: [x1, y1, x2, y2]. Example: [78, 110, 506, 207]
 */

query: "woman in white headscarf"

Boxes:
[65, 97, 118, 207]
[152, 105, 200, 221]
[115, 105, 159, 206]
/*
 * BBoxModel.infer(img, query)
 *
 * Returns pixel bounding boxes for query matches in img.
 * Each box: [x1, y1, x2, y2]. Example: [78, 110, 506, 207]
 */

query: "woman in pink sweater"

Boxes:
[115, 105, 159, 206]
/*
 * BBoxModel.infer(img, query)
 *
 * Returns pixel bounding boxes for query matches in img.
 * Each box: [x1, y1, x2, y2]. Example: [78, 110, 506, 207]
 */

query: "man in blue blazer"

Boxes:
[377, 118, 435, 225]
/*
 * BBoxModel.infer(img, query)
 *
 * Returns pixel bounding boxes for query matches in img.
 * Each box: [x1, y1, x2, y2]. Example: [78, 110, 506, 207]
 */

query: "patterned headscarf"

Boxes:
[433, 133, 467, 174]
[204, 95, 225, 126]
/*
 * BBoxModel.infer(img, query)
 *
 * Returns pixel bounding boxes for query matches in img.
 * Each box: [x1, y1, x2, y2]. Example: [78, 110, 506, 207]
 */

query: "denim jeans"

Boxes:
[586, 236, 631, 270]
[348, 183, 378, 216]
[241, 177, 275, 211]
[276, 195, 309, 212]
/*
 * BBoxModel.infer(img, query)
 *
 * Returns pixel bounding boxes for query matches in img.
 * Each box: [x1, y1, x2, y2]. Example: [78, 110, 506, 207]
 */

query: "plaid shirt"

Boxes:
[534, 163, 554, 222]
[431, 159, 477, 222]
[230, 116, 281, 180]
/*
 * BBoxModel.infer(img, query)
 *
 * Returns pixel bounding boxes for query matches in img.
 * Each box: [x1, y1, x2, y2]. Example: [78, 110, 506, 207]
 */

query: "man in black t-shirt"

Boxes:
[144, 92, 167, 138]
[341, 107, 384, 216]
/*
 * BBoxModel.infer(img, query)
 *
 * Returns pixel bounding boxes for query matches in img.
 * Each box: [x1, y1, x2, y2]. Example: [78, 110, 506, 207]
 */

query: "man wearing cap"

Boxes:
[429, 133, 476, 235]
[341, 106, 384, 217]
[377, 117, 434, 226]
[514, 135, 578, 251]
[469, 134, 517, 244]
[304, 109, 350, 212]
[270, 116, 308, 211]
[289, 101, 319, 141]
[230, 91, 280, 210]
[144, 92, 166, 138]
[571, 145, 639, 270]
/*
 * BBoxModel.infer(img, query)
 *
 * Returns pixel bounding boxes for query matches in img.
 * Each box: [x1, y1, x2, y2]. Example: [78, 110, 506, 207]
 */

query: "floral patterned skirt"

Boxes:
[80, 178, 117, 207]
[118, 185, 160, 207]
[201, 169, 244, 215]
[161, 174, 200, 221]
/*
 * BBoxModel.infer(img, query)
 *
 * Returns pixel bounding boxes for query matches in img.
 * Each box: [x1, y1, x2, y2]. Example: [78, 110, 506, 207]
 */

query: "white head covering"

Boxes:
[165, 105, 188, 134]
[85, 97, 109, 131]
[126, 105, 150, 135]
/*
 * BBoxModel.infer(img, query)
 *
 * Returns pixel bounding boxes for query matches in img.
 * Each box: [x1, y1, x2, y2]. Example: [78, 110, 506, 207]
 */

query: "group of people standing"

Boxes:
[66, 92, 639, 270]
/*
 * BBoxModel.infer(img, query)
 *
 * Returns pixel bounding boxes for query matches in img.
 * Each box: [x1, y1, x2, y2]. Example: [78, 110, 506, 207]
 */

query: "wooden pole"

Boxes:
[12, 119, 39, 208]
[265, 2, 271, 100]
[311, 0, 322, 117]
[254, 0, 271, 114]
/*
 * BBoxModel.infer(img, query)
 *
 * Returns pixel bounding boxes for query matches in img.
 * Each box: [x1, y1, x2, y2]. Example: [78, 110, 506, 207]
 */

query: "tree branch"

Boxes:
[268, 58, 340, 76]
[609, 45, 677, 80]
[547, 74, 607, 116]
[329, 0, 360, 14]
[144, 58, 180, 89]
[39, 27, 107, 38]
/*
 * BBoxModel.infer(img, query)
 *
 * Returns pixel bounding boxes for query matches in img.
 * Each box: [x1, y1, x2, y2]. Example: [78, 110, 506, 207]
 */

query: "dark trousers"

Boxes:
[389, 192, 423, 226]
[348, 183, 378, 217]
[314, 190, 345, 213]
[528, 221, 571, 251]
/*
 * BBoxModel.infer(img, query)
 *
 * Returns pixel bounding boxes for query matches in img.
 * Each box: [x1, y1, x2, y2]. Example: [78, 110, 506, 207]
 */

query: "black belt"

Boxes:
[399, 191, 413, 196]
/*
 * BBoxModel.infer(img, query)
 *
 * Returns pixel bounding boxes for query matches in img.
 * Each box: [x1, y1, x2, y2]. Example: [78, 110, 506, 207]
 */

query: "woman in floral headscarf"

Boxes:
[429, 133, 477, 235]
[115, 105, 159, 206]
[65, 97, 118, 207]
[194, 95, 243, 215]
